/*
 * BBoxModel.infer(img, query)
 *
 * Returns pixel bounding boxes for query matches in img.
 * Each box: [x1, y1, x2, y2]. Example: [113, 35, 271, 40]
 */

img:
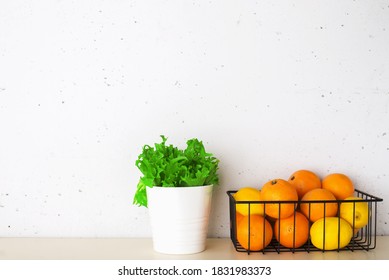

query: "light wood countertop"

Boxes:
[1, 237, 388, 260]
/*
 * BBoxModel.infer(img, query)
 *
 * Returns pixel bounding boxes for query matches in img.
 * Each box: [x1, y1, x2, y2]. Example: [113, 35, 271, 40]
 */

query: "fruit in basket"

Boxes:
[310, 217, 353, 250]
[236, 212, 245, 224]
[300, 188, 338, 222]
[234, 187, 264, 216]
[322, 173, 354, 200]
[274, 211, 309, 248]
[260, 179, 298, 219]
[288, 169, 321, 199]
[339, 197, 369, 229]
[237, 214, 273, 251]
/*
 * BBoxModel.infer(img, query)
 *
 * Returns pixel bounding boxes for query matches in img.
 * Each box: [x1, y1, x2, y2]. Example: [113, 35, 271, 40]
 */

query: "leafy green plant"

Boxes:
[133, 135, 220, 207]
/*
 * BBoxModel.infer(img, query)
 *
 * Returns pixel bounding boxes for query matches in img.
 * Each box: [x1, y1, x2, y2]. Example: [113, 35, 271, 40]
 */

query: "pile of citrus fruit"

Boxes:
[233, 170, 370, 251]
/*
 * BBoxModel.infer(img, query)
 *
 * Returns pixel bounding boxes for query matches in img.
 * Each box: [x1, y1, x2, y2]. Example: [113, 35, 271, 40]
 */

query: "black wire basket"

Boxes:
[227, 189, 383, 254]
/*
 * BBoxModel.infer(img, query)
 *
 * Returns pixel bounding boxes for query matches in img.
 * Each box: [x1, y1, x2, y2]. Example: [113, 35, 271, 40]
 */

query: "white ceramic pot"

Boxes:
[146, 185, 213, 254]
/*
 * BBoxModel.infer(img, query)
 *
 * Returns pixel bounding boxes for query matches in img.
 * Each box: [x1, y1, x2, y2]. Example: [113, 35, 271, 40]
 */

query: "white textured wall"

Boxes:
[0, 0, 388, 237]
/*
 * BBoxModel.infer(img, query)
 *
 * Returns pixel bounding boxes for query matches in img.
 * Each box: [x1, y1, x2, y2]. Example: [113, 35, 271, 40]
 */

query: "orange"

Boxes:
[234, 187, 264, 216]
[260, 179, 298, 219]
[236, 212, 244, 225]
[300, 188, 338, 222]
[274, 211, 309, 248]
[288, 169, 321, 199]
[237, 214, 273, 251]
[322, 173, 355, 200]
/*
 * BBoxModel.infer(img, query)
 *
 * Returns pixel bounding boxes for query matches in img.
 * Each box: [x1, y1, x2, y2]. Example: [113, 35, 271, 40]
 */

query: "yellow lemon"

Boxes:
[234, 187, 264, 216]
[339, 197, 369, 229]
[310, 217, 353, 250]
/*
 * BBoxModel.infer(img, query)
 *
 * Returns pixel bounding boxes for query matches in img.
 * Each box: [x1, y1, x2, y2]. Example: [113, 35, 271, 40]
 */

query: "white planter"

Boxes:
[146, 185, 213, 254]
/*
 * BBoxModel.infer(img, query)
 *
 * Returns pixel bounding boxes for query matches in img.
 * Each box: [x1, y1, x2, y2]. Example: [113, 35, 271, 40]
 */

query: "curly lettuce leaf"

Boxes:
[133, 135, 219, 207]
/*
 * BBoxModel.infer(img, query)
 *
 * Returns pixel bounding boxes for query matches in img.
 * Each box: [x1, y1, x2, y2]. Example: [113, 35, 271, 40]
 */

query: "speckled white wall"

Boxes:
[0, 0, 388, 237]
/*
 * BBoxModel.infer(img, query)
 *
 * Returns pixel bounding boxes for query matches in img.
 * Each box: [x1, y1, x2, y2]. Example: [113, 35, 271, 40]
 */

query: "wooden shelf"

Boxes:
[1, 237, 389, 260]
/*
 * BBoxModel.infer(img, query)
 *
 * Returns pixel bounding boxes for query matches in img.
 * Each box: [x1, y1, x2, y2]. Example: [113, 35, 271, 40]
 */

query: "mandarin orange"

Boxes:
[236, 214, 273, 251]
[274, 211, 309, 249]
[288, 169, 321, 199]
[300, 188, 338, 222]
[260, 179, 298, 219]
[322, 173, 355, 200]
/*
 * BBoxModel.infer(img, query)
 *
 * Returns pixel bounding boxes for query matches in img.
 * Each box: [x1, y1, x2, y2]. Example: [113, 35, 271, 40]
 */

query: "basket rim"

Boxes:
[227, 189, 383, 203]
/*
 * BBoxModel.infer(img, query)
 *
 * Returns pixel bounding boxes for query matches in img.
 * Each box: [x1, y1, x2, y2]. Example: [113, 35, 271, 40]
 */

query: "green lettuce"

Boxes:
[133, 135, 219, 207]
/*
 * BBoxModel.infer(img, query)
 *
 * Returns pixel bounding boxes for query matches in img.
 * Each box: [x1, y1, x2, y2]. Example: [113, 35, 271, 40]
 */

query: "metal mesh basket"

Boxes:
[227, 189, 383, 254]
